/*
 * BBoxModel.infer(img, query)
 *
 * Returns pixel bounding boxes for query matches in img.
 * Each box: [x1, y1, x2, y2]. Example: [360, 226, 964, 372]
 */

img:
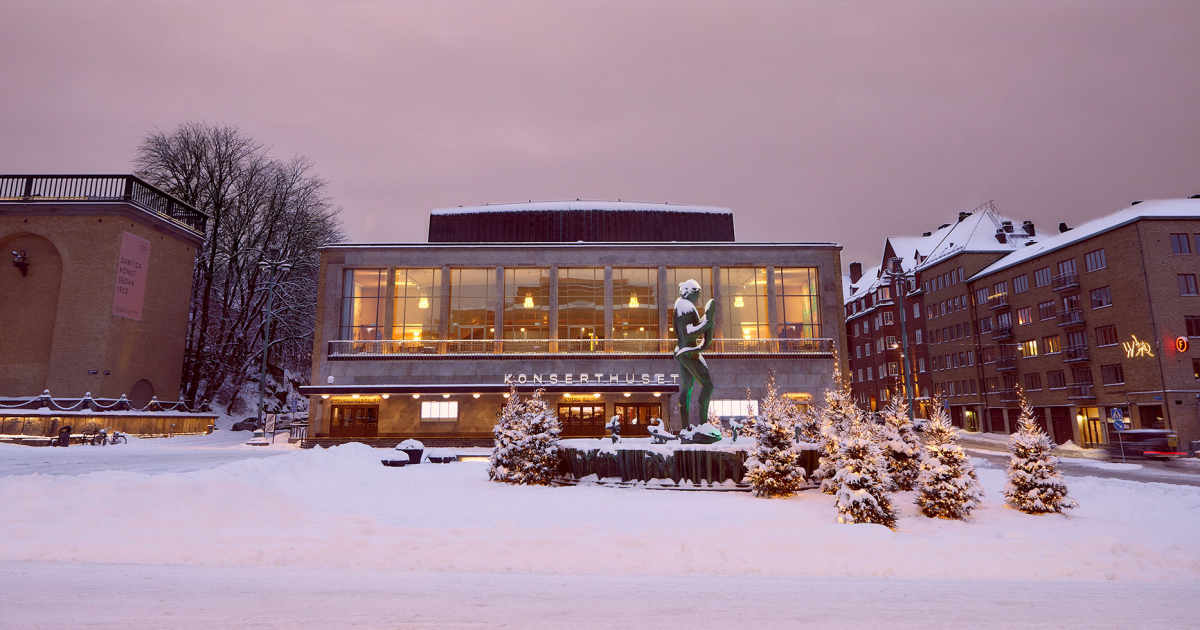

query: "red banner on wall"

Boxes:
[113, 231, 151, 321]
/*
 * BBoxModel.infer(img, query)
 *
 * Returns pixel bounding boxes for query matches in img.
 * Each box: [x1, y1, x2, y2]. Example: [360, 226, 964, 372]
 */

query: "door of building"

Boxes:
[614, 403, 662, 437]
[988, 408, 1007, 434]
[1138, 405, 1165, 429]
[329, 405, 379, 438]
[1031, 407, 1050, 436]
[1050, 407, 1073, 445]
[558, 404, 606, 437]
[949, 406, 964, 428]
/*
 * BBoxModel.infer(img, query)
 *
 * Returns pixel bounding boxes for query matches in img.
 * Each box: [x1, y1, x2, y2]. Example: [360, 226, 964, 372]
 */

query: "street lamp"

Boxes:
[888, 257, 917, 424]
[256, 255, 292, 442]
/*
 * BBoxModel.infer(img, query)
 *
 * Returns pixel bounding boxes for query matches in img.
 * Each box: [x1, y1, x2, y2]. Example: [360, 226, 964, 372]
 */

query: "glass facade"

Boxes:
[392, 268, 441, 340]
[340, 269, 387, 340]
[504, 268, 551, 339]
[721, 267, 768, 339]
[612, 268, 658, 339]
[666, 267, 712, 336]
[774, 267, 821, 338]
[558, 268, 605, 340]
[448, 268, 495, 340]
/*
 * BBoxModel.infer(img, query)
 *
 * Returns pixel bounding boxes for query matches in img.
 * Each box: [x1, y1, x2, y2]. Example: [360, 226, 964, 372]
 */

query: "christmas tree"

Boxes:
[795, 406, 821, 444]
[833, 416, 897, 528]
[915, 399, 983, 520]
[1005, 392, 1077, 514]
[489, 387, 525, 483]
[813, 364, 859, 495]
[745, 373, 805, 497]
[510, 389, 562, 486]
[878, 394, 921, 491]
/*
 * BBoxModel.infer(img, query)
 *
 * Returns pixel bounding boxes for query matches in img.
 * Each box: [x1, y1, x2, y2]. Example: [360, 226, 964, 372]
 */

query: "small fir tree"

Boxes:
[795, 406, 822, 444]
[745, 373, 805, 497]
[878, 394, 921, 491]
[1005, 392, 1077, 514]
[510, 389, 562, 486]
[915, 399, 983, 520]
[489, 388, 525, 483]
[813, 365, 860, 494]
[833, 416, 898, 528]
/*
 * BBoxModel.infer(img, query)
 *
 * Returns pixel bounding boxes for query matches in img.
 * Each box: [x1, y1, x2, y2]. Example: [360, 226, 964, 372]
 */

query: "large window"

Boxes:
[340, 269, 387, 340]
[775, 267, 822, 338]
[448, 268, 496, 340]
[612, 268, 658, 339]
[666, 268, 712, 337]
[558, 268, 605, 340]
[392, 268, 441, 341]
[721, 267, 769, 339]
[709, 399, 758, 421]
[420, 401, 458, 420]
[504, 268, 551, 339]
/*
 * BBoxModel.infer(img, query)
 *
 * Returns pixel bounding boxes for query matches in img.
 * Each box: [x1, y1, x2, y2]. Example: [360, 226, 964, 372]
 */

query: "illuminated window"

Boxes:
[709, 399, 758, 420]
[613, 268, 658, 339]
[393, 268, 441, 341]
[340, 269, 387, 340]
[504, 268, 550, 339]
[1019, 340, 1038, 358]
[721, 268, 768, 339]
[666, 268, 713, 336]
[448, 268, 495, 340]
[1016, 307, 1033, 326]
[420, 401, 458, 420]
[558, 268, 605, 341]
[1043, 335, 1062, 354]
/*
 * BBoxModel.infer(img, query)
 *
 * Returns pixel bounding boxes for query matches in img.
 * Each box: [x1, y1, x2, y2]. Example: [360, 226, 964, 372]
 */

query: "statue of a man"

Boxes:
[673, 279, 716, 430]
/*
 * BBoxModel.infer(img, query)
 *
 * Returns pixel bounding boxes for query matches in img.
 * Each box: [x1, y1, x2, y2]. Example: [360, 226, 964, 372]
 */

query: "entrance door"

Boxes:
[558, 404, 605, 437]
[1050, 407, 1073, 445]
[1139, 405, 1164, 429]
[329, 405, 379, 438]
[1031, 407, 1050, 436]
[949, 406, 964, 428]
[988, 408, 1007, 434]
[614, 403, 662, 437]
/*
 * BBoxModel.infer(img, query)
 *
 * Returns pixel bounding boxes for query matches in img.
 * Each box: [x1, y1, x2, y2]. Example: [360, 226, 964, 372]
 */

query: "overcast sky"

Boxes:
[2, 0, 1198, 268]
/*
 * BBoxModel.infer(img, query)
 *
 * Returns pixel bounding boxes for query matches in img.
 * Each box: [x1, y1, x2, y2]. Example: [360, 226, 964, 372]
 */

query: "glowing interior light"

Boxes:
[734, 294, 745, 308]
[418, 296, 429, 309]
[443, 393, 451, 399]
[473, 393, 480, 398]
[412, 394, 421, 399]
[742, 328, 752, 339]
[381, 394, 389, 399]
[523, 293, 534, 308]
[628, 293, 639, 308]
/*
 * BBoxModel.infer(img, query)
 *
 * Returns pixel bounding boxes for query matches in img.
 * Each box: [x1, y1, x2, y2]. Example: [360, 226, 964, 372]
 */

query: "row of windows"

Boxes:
[928, 293, 969, 319]
[924, 267, 966, 294]
[341, 267, 822, 341]
[1170, 233, 1200, 255]
[936, 361, 1200, 398]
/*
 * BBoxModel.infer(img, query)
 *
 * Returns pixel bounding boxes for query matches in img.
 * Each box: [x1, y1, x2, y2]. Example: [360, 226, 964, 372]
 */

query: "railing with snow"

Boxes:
[328, 338, 835, 358]
[0, 174, 208, 234]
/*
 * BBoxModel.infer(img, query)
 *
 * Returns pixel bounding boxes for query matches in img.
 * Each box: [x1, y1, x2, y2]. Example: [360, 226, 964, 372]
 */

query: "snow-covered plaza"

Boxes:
[2, 433, 1198, 628]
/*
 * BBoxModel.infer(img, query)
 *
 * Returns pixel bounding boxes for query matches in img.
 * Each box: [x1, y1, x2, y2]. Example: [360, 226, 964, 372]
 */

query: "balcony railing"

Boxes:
[988, 294, 1010, 310]
[328, 338, 836, 358]
[1063, 345, 1090, 362]
[1052, 273, 1080, 292]
[1057, 309, 1085, 327]
[992, 326, 1013, 341]
[995, 356, 1017, 371]
[0, 174, 207, 234]
[998, 387, 1019, 403]
[1068, 383, 1095, 399]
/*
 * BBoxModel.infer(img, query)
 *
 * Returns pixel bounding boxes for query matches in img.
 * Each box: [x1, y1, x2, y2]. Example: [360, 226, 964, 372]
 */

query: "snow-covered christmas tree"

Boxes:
[833, 416, 897, 528]
[509, 389, 562, 486]
[795, 406, 821, 444]
[489, 388, 525, 483]
[878, 394, 921, 491]
[915, 399, 983, 520]
[813, 364, 860, 495]
[745, 373, 804, 497]
[1005, 391, 1077, 514]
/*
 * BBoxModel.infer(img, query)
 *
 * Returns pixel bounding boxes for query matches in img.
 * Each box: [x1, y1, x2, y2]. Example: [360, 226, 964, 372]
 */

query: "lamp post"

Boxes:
[256, 255, 292, 442]
[889, 258, 917, 424]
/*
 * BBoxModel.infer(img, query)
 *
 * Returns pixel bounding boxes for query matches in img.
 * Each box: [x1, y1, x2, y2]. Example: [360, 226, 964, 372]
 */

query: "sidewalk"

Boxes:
[955, 431, 1109, 460]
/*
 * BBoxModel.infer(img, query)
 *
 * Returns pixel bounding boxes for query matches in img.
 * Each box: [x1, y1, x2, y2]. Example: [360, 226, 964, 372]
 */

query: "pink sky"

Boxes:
[2, 0, 1198, 267]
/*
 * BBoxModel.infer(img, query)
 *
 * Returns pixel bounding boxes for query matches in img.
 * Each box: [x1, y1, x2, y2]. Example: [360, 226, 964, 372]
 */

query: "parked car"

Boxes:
[1106, 429, 1185, 460]
[231, 418, 260, 432]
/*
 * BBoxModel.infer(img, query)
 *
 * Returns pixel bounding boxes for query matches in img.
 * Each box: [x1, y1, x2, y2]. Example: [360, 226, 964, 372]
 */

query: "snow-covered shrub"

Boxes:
[1005, 393, 1076, 514]
[915, 400, 983, 520]
[489, 388, 525, 483]
[509, 389, 562, 486]
[813, 366, 859, 495]
[878, 394, 921, 491]
[834, 418, 897, 528]
[745, 374, 804, 497]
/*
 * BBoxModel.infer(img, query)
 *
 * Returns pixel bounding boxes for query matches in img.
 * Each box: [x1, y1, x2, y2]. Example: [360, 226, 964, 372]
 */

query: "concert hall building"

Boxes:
[301, 201, 846, 445]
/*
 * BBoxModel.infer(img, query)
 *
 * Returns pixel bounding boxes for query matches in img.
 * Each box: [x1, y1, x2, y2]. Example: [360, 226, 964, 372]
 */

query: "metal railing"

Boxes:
[328, 337, 835, 358]
[1052, 273, 1079, 292]
[1063, 345, 1090, 362]
[0, 174, 207, 234]
[995, 356, 1017, 371]
[1057, 309, 1085, 327]
[998, 387, 1019, 403]
[988, 294, 1010, 310]
[992, 326, 1013, 340]
[1068, 383, 1095, 399]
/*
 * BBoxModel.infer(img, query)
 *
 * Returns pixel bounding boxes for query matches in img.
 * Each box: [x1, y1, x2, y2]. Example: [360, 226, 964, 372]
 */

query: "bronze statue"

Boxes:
[673, 279, 716, 430]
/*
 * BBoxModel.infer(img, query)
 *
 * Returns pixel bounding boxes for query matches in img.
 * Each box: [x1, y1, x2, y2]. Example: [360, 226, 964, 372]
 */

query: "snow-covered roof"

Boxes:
[913, 202, 1044, 271]
[844, 263, 883, 304]
[431, 200, 732, 216]
[971, 198, 1200, 281]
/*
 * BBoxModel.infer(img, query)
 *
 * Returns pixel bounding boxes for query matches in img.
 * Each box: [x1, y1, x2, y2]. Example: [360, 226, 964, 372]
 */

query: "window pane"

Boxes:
[504, 268, 551, 339]
[721, 268, 768, 339]
[558, 268, 605, 340]
[613, 268, 658, 339]
[776, 267, 822, 338]
[449, 268, 496, 340]
[393, 268, 441, 340]
[340, 269, 387, 340]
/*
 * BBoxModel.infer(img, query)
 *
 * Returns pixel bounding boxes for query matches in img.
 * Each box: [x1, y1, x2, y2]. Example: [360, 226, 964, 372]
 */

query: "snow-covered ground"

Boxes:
[2, 434, 1198, 628]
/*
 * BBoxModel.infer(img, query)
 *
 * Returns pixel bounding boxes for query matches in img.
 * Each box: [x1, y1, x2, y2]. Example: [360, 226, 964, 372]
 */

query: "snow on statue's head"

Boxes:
[678, 279, 701, 299]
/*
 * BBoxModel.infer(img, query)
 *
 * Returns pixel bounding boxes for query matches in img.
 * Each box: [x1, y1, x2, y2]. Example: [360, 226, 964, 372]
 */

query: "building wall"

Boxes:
[0, 203, 201, 401]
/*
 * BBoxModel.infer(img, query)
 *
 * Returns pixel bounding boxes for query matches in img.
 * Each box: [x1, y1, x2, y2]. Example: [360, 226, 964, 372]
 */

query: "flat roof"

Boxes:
[321, 241, 840, 250]
[431, 200, 732, 216]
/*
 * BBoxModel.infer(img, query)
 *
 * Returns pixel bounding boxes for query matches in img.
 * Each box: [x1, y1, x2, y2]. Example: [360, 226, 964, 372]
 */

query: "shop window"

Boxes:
[1096, 325, 1118, 347]
[1085, 249, 1107, 272]
[720, 267, 769, 339]
[1179, 274, 1199, 296]
[558, 268, 605, 341]
[393, 268, 441, 341]
[1171, 233, 1192, 255]
[775, 267, 822, 339]
[1100, 364, 1125, 386]
[504, 268, 551, 339]
[1034, 267, 1052, 287]
[1089, 286, 1113, 309]
[613, 268, 657, 339]
[449, 268, 496, 340]
[1013, 274, 1029, 294]
[340, 269, 387, 340]
[420, 400, 458, 420]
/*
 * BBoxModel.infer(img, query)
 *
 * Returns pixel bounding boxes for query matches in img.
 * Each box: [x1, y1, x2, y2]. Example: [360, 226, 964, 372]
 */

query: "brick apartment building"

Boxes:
[847, 197, 1200, 452]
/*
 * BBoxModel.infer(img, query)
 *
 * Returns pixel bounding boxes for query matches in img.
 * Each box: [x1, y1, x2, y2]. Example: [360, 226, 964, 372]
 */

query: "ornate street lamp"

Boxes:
[256, 254, 292, 441]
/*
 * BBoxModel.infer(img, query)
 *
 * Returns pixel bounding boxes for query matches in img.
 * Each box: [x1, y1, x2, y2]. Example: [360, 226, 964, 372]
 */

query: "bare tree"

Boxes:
[135, 122, 343, 412]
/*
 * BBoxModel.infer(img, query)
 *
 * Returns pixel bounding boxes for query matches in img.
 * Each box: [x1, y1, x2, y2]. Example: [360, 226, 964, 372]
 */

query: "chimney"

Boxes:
[938, 223, 951, 230]
[1002, 220, 1014, 233]
[1131, 200, 1143, 206]
[995, 228, 1007, 244]
[922, 231, 932, 237]
[958, 211, 971, 222]
[1058, 222, 1071, 233]
[849, 262, 863, 284]
[1022, 220, 1035, 236]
